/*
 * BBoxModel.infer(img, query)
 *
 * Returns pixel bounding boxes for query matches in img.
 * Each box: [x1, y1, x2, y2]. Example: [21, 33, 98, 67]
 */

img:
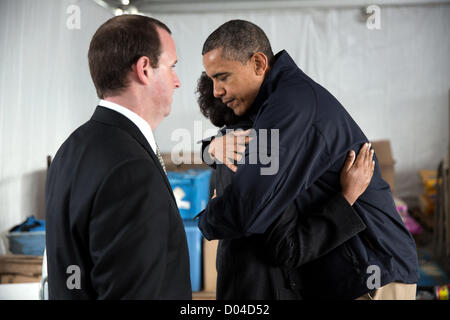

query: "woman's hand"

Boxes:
[340, 143, 375, 206]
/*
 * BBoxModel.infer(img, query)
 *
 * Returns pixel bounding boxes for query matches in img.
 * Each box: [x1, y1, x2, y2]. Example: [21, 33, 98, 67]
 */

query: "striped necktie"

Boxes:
[155, 144, 167, 174]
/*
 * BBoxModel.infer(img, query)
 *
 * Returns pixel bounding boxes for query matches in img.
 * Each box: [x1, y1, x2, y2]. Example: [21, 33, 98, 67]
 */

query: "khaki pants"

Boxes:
[356, 282, 417, 300]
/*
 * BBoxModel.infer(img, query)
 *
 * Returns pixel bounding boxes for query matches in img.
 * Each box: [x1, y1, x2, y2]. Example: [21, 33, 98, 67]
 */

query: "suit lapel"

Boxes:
[91, 106, 176, 203]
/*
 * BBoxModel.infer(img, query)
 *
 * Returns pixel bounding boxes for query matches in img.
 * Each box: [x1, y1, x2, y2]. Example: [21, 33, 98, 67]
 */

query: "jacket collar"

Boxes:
[91, 106, 176, 203]
[247, 50, 299, 121]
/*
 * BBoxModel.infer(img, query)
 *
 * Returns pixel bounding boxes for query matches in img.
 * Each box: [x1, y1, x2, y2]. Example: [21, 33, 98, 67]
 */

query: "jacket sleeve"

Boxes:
[89, 158, 170, 299]
[200, 138, 216, 169]
[264, 193, 366, 269]
[198, 82, 331, 240]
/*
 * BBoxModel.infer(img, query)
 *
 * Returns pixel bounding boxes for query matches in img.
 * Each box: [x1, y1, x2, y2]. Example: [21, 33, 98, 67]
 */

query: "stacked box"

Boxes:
[0, 255, 43, 284]
[167, 169, 212, 220]
[167, 169, 212, 292]
[371, 140, 395, 194]
[418, 170, 438, 216]
[183, 220, 203, 292]
[7, 217, 46, 256]
[203, 238, 218, 292]
[7, 232, 46, 256]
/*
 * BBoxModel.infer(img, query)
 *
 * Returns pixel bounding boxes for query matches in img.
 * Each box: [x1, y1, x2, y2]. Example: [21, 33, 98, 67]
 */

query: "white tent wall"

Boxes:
[0, 0, 449, 252]
[151, 3, 450, 200]
[0, 0, 113, 253]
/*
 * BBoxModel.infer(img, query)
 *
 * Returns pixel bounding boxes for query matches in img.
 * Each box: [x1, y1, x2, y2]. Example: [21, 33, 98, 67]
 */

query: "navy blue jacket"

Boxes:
[198, 50, 419, 299]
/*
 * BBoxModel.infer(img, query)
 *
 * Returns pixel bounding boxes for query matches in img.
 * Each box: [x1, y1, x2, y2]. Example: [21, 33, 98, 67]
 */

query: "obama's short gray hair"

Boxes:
[202, 20, 274, 65]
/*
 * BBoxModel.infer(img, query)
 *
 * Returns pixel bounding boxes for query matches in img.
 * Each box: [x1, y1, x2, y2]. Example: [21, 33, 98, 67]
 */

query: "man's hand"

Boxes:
[208, 129, 253, 172]
[340, 143, 375, 206]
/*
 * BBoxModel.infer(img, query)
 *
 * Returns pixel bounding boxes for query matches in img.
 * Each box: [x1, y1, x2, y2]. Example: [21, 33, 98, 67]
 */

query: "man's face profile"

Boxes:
[148, 28, 180, 118]
[202, 48, 263, 116]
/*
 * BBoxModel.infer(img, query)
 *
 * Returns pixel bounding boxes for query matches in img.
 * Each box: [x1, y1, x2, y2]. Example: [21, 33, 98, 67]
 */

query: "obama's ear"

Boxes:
[251, 52, 269, 76]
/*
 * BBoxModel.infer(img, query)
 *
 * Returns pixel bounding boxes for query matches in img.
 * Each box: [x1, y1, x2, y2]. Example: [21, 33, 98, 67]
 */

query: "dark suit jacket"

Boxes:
[45, 106, 191, 299]
[207, 120, 366, 300]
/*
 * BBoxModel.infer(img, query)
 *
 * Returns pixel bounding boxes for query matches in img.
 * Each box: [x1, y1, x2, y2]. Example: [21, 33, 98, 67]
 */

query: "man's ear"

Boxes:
[252, 52, 269, 76]
[134, 56, 153, 85]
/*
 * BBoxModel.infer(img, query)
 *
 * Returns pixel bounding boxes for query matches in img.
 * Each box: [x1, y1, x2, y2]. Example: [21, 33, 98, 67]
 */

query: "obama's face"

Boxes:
[202, 48, 268, 116]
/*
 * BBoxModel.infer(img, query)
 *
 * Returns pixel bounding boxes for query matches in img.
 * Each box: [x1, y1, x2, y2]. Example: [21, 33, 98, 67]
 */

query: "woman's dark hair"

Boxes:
[88, 15, 171, 99]
[196, 72, 241, 127]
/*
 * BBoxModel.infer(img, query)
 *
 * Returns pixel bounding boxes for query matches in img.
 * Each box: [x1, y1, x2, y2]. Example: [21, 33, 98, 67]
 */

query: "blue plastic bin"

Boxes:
[7, 216, 46, 256]
[7, 231, 46, 256]
[167, 169, 212, 220]
[183, 220, 202, 292]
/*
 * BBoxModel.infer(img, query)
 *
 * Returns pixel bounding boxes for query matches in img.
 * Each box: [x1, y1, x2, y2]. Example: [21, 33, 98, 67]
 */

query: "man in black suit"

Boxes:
[45, 15, 191, 299]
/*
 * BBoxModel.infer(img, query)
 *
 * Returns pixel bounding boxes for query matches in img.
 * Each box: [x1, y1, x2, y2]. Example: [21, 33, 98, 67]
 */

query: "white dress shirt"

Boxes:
[98, 99, 157, 154]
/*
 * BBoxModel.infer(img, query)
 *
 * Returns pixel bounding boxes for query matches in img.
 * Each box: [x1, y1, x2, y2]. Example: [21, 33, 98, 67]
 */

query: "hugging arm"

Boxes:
[264, 143, 375, 268]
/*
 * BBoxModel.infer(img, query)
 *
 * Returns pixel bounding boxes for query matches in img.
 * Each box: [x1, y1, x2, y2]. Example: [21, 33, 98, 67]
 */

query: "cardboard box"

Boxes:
[445, 89, 450, 256]
[0, 254, 43, 284]
[447, 89, 450, 255]
[0, 274, 41, 283]
[370, 140, 395, 194]
[418, 170, 438, 216]
[419, 170, 438, 195]
[167, 169, 211, 220]
[183, 220, 202, 292]
[203, 238, 218, 293]
[162, 152, 209, 172]
[419, 193, 435, 216]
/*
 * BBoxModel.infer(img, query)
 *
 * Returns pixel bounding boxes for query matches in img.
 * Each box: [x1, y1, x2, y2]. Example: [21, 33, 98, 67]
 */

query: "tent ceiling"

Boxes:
[96, 0, 450, 14]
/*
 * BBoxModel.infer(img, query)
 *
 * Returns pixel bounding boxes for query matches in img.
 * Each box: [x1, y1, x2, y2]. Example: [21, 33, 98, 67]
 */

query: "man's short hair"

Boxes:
[202, 20, 274, 65]
[88, 14, 171, 99]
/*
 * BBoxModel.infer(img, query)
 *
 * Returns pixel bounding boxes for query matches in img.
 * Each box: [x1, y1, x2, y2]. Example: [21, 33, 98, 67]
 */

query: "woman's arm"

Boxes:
[264, 143, 375, 268]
